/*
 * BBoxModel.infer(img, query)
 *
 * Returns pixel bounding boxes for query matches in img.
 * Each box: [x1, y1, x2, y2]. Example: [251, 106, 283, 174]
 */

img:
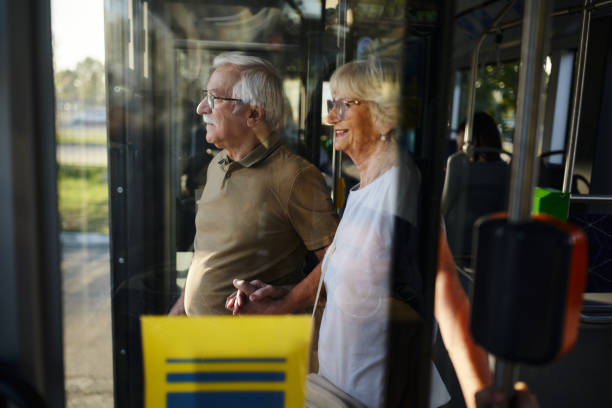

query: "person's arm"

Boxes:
[435, 229, 491, 408]
[168, 288, 187, 316]
[226, 246, 327, 314]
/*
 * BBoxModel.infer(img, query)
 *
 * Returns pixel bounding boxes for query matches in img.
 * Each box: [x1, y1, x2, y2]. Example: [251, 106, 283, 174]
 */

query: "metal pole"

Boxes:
[507, 0, 552, 222]
[331, 0, 347, 207]
[570, 194, 612, 202]
[562, 0, 592, 194]
[463, 0, 517, 151]
[493, 0, 611, 32]
[492, 360, 519, 408]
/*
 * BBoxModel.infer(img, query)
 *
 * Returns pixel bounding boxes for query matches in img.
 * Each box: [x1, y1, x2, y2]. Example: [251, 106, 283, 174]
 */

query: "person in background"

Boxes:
[456, 111, 503, 162]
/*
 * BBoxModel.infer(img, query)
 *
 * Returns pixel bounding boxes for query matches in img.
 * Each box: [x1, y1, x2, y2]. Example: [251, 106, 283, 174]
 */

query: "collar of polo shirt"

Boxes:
[217, 132, 281, 170]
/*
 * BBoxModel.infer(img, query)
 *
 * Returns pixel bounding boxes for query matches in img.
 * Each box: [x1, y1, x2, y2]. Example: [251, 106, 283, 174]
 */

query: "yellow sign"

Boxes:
[141, 315, 312, 408]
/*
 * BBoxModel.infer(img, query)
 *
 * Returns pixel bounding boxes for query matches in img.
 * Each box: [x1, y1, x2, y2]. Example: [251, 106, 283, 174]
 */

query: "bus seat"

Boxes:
[441, 151, 511, 267]
[538, 150, 590, 193]
[538, 150, 565, 190]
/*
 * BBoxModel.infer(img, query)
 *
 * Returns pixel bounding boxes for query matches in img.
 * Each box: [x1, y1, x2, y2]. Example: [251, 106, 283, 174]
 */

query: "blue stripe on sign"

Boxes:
[167, 391, 284, 408]
[167, 371, 286, 383]
[166, 357, 286, 364]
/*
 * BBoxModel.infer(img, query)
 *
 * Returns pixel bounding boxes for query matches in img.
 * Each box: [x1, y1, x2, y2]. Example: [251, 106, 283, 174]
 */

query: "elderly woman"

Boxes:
[227, 58, 490, 408]
[314, 58, 428, 407]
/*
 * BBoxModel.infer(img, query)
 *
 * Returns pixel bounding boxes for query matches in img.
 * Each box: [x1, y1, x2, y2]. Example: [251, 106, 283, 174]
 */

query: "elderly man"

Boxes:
[169, 53, 338, 315]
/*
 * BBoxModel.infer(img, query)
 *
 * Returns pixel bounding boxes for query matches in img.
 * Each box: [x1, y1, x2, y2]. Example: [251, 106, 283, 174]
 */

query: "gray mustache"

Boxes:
[203, 114, 217, 125]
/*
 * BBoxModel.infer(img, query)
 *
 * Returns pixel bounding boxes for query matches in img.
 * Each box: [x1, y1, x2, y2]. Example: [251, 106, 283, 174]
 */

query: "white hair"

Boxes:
[330, 57, 400, 131]
[212, 53, 284, 129]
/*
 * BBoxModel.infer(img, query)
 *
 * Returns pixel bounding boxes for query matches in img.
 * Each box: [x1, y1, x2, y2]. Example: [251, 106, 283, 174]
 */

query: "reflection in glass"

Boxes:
[102, 1, 454, 407]
[52, 0, 113, 406]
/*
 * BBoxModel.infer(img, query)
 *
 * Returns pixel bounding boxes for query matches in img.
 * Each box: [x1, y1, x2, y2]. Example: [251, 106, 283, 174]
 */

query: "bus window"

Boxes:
[51, 0, 113, 406]
[455, 60, 520, 151]
[51, 0, 457, 406]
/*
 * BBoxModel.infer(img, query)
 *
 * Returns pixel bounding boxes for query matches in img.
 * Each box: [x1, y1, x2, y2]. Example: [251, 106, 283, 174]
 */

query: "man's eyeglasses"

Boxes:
[201, 90, 242, 110]
[326, 99, 364, 121]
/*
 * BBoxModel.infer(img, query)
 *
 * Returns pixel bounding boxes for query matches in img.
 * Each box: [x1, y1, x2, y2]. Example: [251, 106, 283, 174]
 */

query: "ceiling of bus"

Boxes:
[161, 0, 612, 67]
[164, 0, 418, 62]
[453, 0, 612, 67]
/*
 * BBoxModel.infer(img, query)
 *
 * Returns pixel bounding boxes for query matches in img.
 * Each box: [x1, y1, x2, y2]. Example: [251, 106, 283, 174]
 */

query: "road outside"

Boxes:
[58, 118, 113, 407]
[61, 232, 113, 407]
[52, 11, 112, 401]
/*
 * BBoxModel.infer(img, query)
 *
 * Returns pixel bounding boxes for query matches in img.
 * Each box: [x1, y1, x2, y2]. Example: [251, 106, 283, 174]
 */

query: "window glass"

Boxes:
[51, 0, 113, 406]
[456, 61, 520, 149]
[453, 58, 554, 154]
[50, 1, 455, 407]
[36, 1, 612, 407]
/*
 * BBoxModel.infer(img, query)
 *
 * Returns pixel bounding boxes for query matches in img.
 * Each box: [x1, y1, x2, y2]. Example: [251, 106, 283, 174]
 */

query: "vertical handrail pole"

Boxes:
[507, 0, 552, 222]
[493, 360, 520, 408]
[463, 0, 517, 150]
[331, 0, 347, 207]
[562, 0, 592, 194]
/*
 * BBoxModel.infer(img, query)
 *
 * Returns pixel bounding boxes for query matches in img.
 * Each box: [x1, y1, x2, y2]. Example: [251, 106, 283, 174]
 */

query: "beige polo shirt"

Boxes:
[184, 133, 338, 315]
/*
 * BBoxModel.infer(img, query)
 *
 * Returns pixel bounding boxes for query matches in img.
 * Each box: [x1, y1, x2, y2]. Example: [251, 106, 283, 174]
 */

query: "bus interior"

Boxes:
[1, 0, 612, 407]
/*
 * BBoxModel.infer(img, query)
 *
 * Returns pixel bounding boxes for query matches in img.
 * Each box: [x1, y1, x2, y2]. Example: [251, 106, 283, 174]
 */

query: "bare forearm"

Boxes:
[230, 247, 329, 315]
[435, 273, 490, 407]
[435, 233, 491, 408]
[281, 262, 322, 313]
[280, 246, 327, 313]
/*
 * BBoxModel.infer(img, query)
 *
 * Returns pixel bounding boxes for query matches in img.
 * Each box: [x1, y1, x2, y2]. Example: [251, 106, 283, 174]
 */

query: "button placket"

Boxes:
[222, 162, 238, 187]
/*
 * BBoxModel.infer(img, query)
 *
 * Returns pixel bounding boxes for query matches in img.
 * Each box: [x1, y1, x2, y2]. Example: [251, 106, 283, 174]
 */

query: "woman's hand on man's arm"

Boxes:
[226, 280, 293, 315]
[226, 246, 329, 315]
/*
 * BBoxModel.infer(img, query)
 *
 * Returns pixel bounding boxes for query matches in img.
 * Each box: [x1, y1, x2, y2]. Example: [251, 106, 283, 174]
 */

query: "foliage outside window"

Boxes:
[458, 61, 520, 141]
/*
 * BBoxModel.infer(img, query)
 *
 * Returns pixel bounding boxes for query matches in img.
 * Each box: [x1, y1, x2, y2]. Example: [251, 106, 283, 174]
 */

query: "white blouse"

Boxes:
[317, 163, 449, 408]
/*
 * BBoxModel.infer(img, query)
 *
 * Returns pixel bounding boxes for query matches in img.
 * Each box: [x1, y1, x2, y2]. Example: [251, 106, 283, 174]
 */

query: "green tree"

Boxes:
[54, 57, 105, 106]
[75, 57, 105, 105]
[55, 69, 79, 101]
[459, 61, 520, 140]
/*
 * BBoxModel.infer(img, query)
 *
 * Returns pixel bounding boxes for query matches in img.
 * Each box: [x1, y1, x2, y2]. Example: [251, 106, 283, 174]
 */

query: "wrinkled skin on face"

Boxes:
[196, 65, 250, 151]
[326, 96, 384, 163]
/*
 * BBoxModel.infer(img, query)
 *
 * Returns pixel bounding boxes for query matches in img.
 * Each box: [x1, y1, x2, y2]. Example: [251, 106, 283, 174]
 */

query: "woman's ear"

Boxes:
[246, 106, 265, 128]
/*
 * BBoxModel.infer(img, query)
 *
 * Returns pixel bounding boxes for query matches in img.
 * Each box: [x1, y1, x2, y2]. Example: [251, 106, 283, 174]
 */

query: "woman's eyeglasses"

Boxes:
[326, 99, 364, 121]
[201, 90, 242, 110]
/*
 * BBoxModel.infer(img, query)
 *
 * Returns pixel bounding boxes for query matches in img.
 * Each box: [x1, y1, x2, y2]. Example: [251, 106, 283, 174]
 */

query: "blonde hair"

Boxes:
[329, 58, 400, 130]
